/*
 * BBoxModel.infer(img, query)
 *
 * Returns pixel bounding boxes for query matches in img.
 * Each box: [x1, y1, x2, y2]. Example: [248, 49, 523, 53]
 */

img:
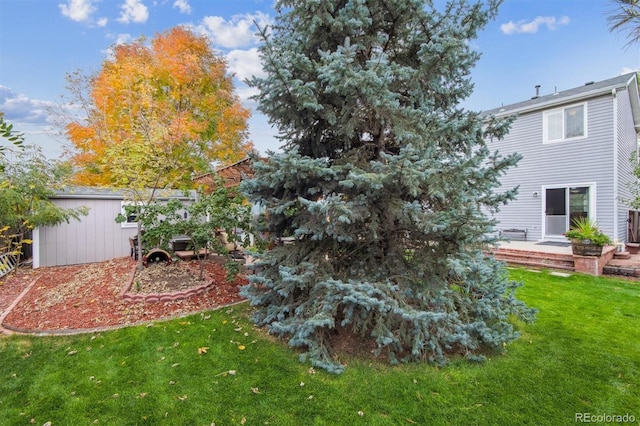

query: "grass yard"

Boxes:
[0, 269, 638, 425]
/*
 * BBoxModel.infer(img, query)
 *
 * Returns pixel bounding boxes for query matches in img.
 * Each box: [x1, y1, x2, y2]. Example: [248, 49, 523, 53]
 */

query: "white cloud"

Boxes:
[117, 0, 149, 24]
[96, 17, 108, 27]
[0, 86, 70, 159]
[236, 85, 261, 109]
[200, 12, 271, 49]
[226, 48, 266, 82]
[501, 16, 570, 35]
[115, 33, 133, 45]
[620, 67, 639, 75]
[59, 0, 96, 23]
[102, 33, 134, 59]
[0, 86, 52, 125]
[173, 0, 191, 14]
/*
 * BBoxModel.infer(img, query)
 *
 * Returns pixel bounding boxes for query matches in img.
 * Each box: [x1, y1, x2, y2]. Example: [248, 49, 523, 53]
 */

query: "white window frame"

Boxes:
[543, 102, 588, 144]
[120, 201, 140, 229]
[541, 182, 597, 241]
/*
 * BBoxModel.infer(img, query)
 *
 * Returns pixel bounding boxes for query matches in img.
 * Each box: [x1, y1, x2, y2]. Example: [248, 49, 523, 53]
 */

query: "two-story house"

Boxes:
[485, 72, 640, 244]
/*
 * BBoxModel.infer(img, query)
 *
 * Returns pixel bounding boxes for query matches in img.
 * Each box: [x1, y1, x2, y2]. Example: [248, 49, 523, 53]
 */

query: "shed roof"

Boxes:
[52, 186, 196, 200]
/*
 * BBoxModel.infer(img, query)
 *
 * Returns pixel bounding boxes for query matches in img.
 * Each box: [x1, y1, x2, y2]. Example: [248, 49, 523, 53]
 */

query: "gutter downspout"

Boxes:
[612, 88, 620, 242]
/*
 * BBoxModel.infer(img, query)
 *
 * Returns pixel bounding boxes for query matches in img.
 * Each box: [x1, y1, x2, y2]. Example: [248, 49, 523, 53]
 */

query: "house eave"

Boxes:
[484, 72, 640, 123]
[627, 74, 640, 133]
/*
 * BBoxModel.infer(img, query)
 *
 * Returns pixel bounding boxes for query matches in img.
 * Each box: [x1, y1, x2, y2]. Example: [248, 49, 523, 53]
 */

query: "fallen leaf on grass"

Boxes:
[462, 403, 483, 410]
[237, 345, 246, 351]
[177, 394, 188, 401]
[215, 370, 237, 377]
[251, 387, 260, 394]
[198, 347, 209, 355]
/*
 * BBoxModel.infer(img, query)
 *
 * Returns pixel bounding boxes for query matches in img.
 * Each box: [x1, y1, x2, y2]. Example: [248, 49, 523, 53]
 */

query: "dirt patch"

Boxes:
[129, 262, 207, 294]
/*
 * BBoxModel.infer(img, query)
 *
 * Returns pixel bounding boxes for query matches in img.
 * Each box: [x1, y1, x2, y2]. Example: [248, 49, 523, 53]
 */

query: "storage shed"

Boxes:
[32, 187, 195, 268]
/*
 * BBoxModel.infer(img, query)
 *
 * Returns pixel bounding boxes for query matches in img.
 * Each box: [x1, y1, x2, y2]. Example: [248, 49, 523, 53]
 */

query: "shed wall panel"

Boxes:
[38, 198, 137, 267]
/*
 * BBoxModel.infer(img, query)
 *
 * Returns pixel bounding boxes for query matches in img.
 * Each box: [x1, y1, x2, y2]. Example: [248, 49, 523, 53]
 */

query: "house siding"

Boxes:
[616, 87, 639, 242]
[491, 111, 543, 240]
[490, 94, 617, 241]
[36, 198, 137, 267]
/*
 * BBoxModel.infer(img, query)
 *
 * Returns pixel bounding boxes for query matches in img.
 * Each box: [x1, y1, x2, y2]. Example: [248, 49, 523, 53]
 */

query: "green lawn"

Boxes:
[0, 269, 638, 425]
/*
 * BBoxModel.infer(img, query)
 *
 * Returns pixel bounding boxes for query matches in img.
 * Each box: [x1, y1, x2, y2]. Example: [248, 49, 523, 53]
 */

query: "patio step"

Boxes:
[491, 248, 575, 271]
[603, 265, 640, 277]
[603, 258, 640, 277]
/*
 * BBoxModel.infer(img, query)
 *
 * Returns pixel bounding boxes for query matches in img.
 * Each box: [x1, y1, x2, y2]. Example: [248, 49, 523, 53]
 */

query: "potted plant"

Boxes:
[564, 217, 612, 256]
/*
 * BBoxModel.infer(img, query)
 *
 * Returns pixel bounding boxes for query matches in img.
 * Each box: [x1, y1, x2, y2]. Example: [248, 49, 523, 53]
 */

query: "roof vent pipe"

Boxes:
[535, 85, 540, 97]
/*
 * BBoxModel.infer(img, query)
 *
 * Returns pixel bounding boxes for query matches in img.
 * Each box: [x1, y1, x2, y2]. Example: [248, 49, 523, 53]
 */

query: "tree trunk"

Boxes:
[137, 221, 144, 270]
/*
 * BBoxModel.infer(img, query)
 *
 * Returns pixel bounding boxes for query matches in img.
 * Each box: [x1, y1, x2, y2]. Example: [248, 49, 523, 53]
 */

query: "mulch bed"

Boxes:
[0, 257, 246, 333]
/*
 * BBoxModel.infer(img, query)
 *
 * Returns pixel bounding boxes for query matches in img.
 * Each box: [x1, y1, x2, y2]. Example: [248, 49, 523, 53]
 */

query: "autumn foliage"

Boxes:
[66, 27, 253, 188]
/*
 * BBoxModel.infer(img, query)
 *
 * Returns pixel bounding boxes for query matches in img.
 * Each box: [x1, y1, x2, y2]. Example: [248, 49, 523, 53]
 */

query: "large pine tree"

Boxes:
[241, 0, 535, 373]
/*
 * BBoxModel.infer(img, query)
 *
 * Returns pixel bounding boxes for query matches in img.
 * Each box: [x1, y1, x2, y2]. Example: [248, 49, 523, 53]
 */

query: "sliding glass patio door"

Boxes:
[545, 186, 590, 239]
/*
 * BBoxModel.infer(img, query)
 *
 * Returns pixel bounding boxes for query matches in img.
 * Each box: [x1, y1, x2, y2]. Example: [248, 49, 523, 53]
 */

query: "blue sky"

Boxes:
[0, 0, 638, 159]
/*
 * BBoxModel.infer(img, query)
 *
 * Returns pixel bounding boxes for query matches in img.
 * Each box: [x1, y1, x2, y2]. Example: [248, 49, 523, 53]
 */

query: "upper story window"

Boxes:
[543, 102, 587, 143]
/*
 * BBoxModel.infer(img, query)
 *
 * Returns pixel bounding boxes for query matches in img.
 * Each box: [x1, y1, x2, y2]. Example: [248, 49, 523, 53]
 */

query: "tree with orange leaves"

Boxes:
[64, 26, 253, 189]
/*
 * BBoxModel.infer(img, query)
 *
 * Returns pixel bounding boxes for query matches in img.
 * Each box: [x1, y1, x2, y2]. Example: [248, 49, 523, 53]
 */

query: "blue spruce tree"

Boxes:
[241, 0, 536, 373]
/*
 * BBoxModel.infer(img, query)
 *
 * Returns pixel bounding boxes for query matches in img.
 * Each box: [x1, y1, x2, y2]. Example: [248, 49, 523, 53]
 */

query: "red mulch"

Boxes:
[0, 257, 246, 333]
